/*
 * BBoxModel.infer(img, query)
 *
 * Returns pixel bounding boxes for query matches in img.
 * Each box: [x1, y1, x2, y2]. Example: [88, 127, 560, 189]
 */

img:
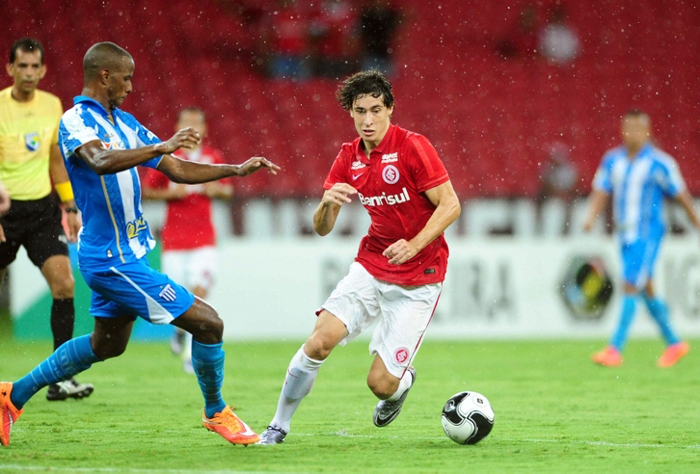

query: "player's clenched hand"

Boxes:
[322, 183, 357, 207]
[154, 128, 201, 154]
[0, 223, 5, 243]
[66, 212, 81, 243]
[383, 239, 419, 265]
[236, 157, 281, 176]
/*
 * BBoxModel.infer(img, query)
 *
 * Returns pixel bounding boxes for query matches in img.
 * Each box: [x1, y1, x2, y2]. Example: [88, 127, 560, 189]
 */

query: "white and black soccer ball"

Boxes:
[441, 391, 495, 445]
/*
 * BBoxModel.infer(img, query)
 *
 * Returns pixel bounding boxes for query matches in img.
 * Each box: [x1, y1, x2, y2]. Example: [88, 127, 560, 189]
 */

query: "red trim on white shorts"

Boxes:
[399, 288, 442, 379]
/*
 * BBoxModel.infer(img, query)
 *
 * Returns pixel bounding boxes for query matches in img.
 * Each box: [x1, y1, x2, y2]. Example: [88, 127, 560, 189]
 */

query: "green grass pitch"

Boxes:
[1, 338, 699, 473]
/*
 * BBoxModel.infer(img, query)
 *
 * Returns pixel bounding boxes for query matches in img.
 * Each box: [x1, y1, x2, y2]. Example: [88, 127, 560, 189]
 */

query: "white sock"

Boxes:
[387, 370, 413, 401]
[270, 345, 324, 433]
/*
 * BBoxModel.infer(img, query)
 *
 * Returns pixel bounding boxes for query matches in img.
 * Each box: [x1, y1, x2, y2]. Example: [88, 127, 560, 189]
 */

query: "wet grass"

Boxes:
[1, 339, 698, 473]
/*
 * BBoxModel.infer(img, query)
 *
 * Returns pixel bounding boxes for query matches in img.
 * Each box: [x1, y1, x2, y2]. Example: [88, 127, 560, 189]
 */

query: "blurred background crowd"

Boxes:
[2, 0, 698, 238]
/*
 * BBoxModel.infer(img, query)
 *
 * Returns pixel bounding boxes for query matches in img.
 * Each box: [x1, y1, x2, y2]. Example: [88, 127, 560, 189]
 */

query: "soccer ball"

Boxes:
[441, 391, 495, 444]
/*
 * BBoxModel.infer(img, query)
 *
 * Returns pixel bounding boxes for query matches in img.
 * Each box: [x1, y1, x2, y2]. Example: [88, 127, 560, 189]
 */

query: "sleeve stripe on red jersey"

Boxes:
[410, 136, 437, 178]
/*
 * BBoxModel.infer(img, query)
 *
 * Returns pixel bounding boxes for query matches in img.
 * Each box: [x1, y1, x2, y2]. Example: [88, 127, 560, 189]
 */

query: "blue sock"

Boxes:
[610, 295, 637, 351]
[11, 335, 100, 409]
[643, 295, 680, 345]
[192, 340, 226, 418]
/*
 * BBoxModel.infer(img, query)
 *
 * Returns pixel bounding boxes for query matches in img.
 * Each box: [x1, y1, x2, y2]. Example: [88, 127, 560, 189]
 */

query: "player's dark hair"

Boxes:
[10, 38, 45, 65]
[83, 42, 133, 81]
[336, 69, 395, 111]
[624, 108, 647, 118]
[623, 108, 651, 125]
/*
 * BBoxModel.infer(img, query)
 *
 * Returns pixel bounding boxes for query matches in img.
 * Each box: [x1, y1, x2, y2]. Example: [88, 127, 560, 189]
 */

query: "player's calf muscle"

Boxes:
[367, 376, 398, 399]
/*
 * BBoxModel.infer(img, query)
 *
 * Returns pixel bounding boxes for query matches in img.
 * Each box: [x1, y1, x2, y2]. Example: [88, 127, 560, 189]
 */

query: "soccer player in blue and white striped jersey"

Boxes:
[584, 109, 700, 367]
[0, 42, 280, 448]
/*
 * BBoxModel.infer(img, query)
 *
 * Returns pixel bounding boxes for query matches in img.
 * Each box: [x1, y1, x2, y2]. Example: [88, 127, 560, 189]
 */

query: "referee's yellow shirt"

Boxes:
[0, 86, 62, 200]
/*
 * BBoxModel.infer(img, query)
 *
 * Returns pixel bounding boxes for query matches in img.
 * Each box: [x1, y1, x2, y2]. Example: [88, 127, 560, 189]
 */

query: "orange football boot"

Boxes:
[657, 341, 690, 368]
[591, 346, 623, 367]
[1, 382, 23, 447]
[202, 406, 259, 445]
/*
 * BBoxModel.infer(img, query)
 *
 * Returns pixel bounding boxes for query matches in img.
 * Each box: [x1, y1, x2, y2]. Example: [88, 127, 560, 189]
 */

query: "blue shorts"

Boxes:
[620, 237, 662, 289]
[81, 258, 195, 324]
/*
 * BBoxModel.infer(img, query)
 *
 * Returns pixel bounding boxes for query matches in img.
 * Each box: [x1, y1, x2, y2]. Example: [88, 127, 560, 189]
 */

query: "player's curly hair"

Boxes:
[336, 70, 395, 111]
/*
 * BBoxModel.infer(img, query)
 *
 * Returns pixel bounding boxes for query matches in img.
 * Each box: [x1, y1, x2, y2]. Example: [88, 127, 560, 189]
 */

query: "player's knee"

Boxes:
[192, 310, 224, 344]
[367, 373, 398, 399]
[92, 339, 128, 360]
[303, 335, 334, 361]
[209, 314, 224, 341]
[48, 276, 75, 299]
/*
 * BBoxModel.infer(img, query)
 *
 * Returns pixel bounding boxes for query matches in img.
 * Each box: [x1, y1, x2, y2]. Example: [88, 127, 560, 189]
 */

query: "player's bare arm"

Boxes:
[0, 182, 10, 217]
[582, 189, 609, 232]
[383, 180, 461, 265]
[675, 190, 700, 240]
[313, 183, 357, 236]
[0, 181, 9, 242]
[49, 143, 80, 242]
[157, 155, 279, 184]
[76, 127, 201, 175]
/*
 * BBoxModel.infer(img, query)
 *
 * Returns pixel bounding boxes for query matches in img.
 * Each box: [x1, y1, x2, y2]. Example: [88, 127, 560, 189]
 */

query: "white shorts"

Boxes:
[319, 262, 442, 378]
[161, 246, 217, 293]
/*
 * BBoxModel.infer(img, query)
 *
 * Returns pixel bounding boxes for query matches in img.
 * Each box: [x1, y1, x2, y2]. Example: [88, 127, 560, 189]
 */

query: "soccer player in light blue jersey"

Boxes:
[584, 109, 700, 367]
[0, 42, 280, 447]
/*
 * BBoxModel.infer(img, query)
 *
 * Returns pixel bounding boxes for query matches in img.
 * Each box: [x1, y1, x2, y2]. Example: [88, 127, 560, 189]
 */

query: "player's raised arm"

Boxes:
[313, 183, 357, 236]
[156, 153, 279, 185]
[383, 180, 461, 265]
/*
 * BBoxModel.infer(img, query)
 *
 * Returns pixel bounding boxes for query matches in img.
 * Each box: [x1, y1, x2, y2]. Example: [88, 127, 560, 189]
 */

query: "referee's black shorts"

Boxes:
[0, 195, 69, 270]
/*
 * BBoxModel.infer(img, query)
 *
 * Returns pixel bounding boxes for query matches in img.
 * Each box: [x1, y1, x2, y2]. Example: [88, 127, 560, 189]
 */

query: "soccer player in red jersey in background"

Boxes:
[258, 70, 461, 444]
[143, 107, 232, 373]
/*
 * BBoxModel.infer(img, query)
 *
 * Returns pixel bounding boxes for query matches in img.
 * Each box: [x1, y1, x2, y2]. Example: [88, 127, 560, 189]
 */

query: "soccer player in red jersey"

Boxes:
[143, 107, 232, 373]
[258, 70, 461, 444]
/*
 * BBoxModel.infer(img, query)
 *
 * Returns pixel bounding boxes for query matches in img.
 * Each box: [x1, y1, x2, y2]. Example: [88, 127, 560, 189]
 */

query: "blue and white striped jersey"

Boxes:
[59, 96, 163, 269]
[593, 142, 685, 243]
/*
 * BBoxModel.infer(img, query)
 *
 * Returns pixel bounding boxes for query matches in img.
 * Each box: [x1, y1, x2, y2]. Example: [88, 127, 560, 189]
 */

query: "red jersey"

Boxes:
[143, 145, 225, 251]
[324, 125, 451, 286]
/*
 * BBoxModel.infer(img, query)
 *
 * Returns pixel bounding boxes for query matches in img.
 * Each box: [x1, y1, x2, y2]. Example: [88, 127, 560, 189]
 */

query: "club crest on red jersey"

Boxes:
[382, 165, 400, 184]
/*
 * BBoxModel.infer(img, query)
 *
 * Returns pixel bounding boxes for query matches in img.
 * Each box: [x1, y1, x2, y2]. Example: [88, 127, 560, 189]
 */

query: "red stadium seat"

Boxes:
[3, 0, 698, 198]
